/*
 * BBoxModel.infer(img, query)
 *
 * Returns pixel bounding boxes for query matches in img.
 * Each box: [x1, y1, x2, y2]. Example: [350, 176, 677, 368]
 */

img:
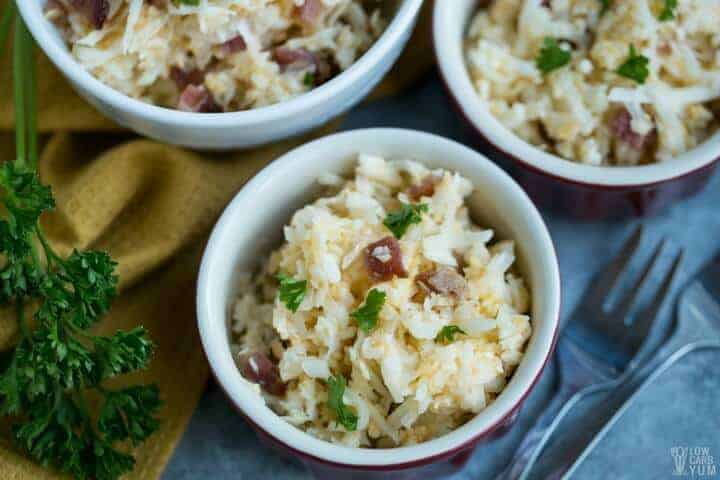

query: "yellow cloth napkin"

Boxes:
[0, 1, 434, 478]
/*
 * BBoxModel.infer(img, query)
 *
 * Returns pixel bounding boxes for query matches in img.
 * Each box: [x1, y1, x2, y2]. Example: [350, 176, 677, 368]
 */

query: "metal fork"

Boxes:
[539, 253, 720, 479]
[498, 227, 684, 480]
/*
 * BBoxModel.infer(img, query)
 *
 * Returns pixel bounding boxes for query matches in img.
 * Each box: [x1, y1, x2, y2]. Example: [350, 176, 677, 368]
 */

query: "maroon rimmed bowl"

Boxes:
[196, 129, 561, 479]
[433, 0, 720, 220]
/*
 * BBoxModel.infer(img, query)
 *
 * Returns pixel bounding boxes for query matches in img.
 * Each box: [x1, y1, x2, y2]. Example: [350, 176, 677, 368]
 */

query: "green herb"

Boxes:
[172, 0, 200, 6]
[303, 72, 316, 87]
[598, 0, 611, 14]
[383, 203, 428, 239]
[536, 37, 571, 75]
[617, 44, 650, 84]
[327, 375, 357, 431]
[658, 0, 678, 21]
[350, 289, 386, 334]
[277, 273, 307, 313]
[0, 9, 160, 480]
[435, 325, 467, 344]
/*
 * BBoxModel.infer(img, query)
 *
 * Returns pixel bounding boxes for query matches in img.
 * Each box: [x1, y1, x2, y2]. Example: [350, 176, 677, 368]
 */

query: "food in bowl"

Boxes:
[464, 0, 720, 166]
[230, 154, 532, 447]
[44, 0, 385, 112]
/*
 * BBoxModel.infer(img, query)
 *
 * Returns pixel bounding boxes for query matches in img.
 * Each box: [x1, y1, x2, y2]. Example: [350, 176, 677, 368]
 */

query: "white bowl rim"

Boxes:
[17, 0, 423, 128]
[433, 0, 720, 188]
[196, 128, 561, 467]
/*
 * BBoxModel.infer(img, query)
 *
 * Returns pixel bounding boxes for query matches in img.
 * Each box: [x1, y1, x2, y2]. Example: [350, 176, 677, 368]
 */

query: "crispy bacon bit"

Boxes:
[541, 0, 551, 8]
[238, 352, 286, 396]
[294, 0, 322, 24]
[71, 0, 109, 29]
[365, 236, 408, 281]
[407, 175, 441, 201]
[147, 0, 167, 8]
[612, 108, 655, 151]
[416, 267, 467, 298]
[221, 35, 247, 55]
[273, 47, 332, 84]
[177, 85, 222, 113]
[170, 66, 206, 91]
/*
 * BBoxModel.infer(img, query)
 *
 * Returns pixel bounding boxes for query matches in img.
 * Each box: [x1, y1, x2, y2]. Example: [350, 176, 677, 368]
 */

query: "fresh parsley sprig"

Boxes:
[435, 325, 467, 344]
[598, 0, 611, 14]
[277, 272, 307, 313]
[351, 288, 386, 334]
[617, 44, 650, 84]
[536, 37, 571, 75]
[383, 203, 428, 239]
[0, 7, 160, 480]
[658, 0, 678, 21]
[327, 374, 357, 431]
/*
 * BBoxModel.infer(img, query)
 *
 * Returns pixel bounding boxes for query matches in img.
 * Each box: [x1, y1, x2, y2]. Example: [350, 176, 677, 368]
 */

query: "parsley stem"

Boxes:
[16, 298, 29, 339]
[26, 33, 38, 169]
[13, 14, 26, 166]
[37, 226, 62, 267]
[0, 1, 14, 53]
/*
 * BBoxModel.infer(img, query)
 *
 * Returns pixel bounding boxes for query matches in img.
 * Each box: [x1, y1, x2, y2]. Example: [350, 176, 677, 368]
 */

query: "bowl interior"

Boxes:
[198, 129, 560, 466]
[434, 0, 720, 187]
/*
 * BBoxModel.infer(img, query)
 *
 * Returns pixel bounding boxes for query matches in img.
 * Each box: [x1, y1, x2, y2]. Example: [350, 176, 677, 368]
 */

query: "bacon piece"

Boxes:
[170, 66, 206, 91]
[273, 47, 332, 84]
[612, 108, 655, 151]
[220, 35, 247, 55]
[238, 352, 286, 396]
[416, 267, 467, 298]
[71, 0, 109, 29]
[274, 47, 316, 70]
[407, 175, 441, 201]
[364, 236, 408, 281]
[294, 0, 322, 24]
[177, 85, 222, 113]
[540, 0, 551, 8]
[147, 0, 167, 8]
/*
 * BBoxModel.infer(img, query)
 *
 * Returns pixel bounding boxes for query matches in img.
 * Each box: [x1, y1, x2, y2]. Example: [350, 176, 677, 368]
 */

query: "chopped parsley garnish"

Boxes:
[327, 375, 358, 431]
[536, 37, 571, 75]
[435, 325, 467, 344]
[276, 273, 307, 313]
[383, 203, 428, 239]
[0, 10, 161, 480]
[658, 0, 678, 21]
[598, 0, 611, 14]
[303, 72, 315, 87]
[173, 0, 200, 5]
[616, 44, 650, 84]
[351, 289, 386, 333]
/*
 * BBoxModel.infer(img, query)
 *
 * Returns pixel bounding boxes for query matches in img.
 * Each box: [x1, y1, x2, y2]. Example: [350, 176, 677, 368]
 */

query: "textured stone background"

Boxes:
[163, 72, 720, 480]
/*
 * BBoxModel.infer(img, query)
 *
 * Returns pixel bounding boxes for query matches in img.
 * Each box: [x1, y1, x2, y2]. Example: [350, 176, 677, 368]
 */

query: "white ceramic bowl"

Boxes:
[434, 0, 720, 219]
[17, 0, 423, 150]
[196, 128, 561, 478]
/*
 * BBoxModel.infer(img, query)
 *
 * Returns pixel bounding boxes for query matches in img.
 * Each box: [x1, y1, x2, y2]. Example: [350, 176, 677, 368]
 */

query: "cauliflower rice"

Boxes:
[230, 155, 532, 447]
[46, 0, 384, 112]
[465, 0, 720, 166]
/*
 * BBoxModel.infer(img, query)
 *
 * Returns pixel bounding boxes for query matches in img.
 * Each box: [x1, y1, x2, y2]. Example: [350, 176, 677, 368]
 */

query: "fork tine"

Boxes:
[625, 248, 685, 362]
[611, 238, 667, 323]
[587, 225, 644, 306]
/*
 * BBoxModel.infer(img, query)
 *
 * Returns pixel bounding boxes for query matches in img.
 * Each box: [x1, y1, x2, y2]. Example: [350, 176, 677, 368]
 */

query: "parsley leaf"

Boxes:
[383, 203, 428, 239]
[303, 72, 315, 87]
[0, 13, 161, 480]
[173, 0, 200, 5]
[598, 0, 611, 14]
[277, 273, 307, 313]
[435, 325, 467, 344]
[350, 289, 386, 333]
[617, 44, 649, 84]
[658, 0, 678, 21]
[327, 375, 357, 431]
[536, 37, 571, 74]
